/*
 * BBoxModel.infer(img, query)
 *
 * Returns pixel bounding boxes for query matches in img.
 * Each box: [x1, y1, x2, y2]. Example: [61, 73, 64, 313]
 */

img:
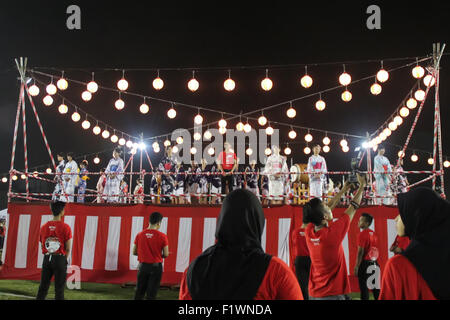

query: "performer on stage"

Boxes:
[393, 158, 409, 194]
[134, 178, 144, 204]
[61, 152, 78, 203]
[96, 168, 106, 203]
[119, 179, 129, 203]
[104, 148, 125, 203]
[77, 160, 89, 203]
[307, 144, 328, 200]
[158, 147, 177, 204]
[199, 159, 209, 205]
[52, 152, 65, 201]
[149, 172, 160, 204]
[174, 163, 186, 205]
[186, 160, 201, 205]
[217, 142, 238, 195]
[208, 161, 222, 204]
[373, 145, 392, 205]
[244, 159, 260, 199]
[263, 145, 289, 205]
[260, 174, 269, 206]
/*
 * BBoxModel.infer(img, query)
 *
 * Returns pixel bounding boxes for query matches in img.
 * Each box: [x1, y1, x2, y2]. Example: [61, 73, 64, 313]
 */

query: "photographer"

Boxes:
[303, 173, 368, 300]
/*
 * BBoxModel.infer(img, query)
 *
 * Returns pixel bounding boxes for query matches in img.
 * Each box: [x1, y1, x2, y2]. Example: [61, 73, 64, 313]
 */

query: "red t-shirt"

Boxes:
[379, 254, 436, 300]
[291, 227, 309, 257]
[39, 220, 72, 255]
[179, 256, 303, 300]
[358, 228, 378, 261]
[305, 214, 351, 298]
[134, 229, 168, 264]
[218, 151, 237, 171]
[392, 235, 411, 253]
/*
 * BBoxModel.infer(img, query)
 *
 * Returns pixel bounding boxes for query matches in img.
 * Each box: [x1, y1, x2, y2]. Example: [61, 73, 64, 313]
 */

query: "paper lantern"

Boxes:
[400, 107, 410, 118]
[117, 78, 128, 91]
[323, 137, 331, 145]
[300, 74, 313, 88]
[71, 111, 81, 122]
[370, 83, 382, 95]
[81, 91, 92, 102]
[46, 83, 57, 95]
[304, 147, 311, 155]
[412, 65, 425, 79]
[194, 114, 203, 125]
[315, 99, 326, 111]
[287, 107, 296, 118]
[93, 126, 101, 135]
[415, 89, 426, 101]
[115, 99, 125, 110]
[167, 107, 177, 119]
[339, 72, 352, 86]
[266, 126, 274, 136]
[43, 95, 53, 106]
[258, 115, 267, 126]
[87, 81, 98, 93]
[102, 130, 110, 139]
[111, 134, 118, 143]
[204, 130, 212, 140]
[288, 130, 297, 140]
[81, 120, 91, 129]
[139, 103, 149, 114]
[305, 133, 313, 142]
[377, 69, 389, 83]
[423, 75, 436, 87]
[29, 84, 40, 96]
[411, 154, 418, 162]
[341, 90, 352, 102]
[407, 98, 418, 109]
[224, 78, 235, 91]
[153, 77, 164, 90]
[58, 104, 68, 114]
[284, 147, 292, 155]
[56, 78, 68, 90]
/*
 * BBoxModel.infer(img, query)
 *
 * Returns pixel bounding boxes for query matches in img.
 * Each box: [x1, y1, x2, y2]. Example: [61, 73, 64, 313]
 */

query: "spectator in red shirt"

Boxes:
[303, 174, 367, 300]
[354, 213, 380, 300]
[291, 219, 311, 300]
[217, 142, 238, 195]
[133, 211, 169, 300]
[36, 201, 72, 300]
[389, 235, 411, 255]
[380, 187, 450, 300]
[179, 189, 303, 300]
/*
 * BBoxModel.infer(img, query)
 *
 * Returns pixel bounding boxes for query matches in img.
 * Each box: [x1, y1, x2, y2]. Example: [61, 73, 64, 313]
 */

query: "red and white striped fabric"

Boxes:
[0, 203, 399, 291]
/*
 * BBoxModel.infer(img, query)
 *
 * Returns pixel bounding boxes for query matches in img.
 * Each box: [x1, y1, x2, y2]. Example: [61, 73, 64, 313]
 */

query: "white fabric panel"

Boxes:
[342, 233, 350, 275]
[202, 218, 216, 252]
[37, 215, 53, 268]
[160, 217, 168, 268]
[175, 218, 192, 273]
[261, 219, 267, 252]
[64, 216, 76, 264]
[105, 217, 121, 271]
[81, 216, 98, 270]
[278, 218, 291, 265]
[1, 214, 9, 264]
[387, 219, 397, 259]
[14, 215, 31, 268]
[129, 217, 144, 270]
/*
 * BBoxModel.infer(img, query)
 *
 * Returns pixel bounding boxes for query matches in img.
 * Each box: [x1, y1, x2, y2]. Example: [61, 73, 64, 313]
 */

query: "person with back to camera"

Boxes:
[179, 189, 303, 300]
[303, 173, 367, 300]
[379, 187, 450, 300]
[291, 216, 311, 300]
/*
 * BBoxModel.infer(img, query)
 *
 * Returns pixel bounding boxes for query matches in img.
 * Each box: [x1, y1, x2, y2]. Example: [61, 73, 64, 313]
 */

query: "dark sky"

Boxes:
[1, 1, 449, 201]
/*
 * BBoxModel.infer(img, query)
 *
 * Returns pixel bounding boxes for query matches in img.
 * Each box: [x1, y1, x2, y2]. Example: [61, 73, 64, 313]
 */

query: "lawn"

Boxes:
[0, 280, 369, 300]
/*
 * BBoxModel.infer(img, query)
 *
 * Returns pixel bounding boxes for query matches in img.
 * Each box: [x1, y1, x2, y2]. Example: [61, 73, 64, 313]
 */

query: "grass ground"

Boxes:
[0, 280, 370, 300]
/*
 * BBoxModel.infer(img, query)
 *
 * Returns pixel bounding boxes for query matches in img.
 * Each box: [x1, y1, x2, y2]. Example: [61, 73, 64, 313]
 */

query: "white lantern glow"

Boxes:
[315, 99, 326, 111]
[193, 132, 202, 141]
[117, 78, 128, 91]
[342, 145, 350, 153]
[370, 83, 382, 95]
[43, 95, 53, 106]
[341, 90, 352, 102]
[176, 136, 184, 144]
[219, 126, 227, 135]
[400, 107, 410, 118]
[208, 147, 215, 156]
[244, 123, 252, 133]
[71, 111, 81, 122]
[58, 104, 68, 114]
[167, 107, 176, 119]
[339, 72, 352, 86]
[444, 160, 450, 168]
[287, 107, 296, 118]
[305, 133, 313, 142]
[236, 122, 244, 131]
[246, 148, 253, 156]
[81, 90, 92, 101]
[46, 83, 57, 95]
[304, 146, 311, 155]
[288, 130, 297, 140]
[377, 69, 389, 83]
[340, 139, 348, 148]
[411, 154, 418, 162]
[115, 98, 125, 110]
[139, 103, 149, 114]
[388, 121, 398, 131]
[284, 147, 292, 155]
[323, 136, 331, 145]
[56, 78, 68, 90]
[81, 120, 91, 129]
[93, 125, 101, 135]
[153, 77, 164, 90]
[415, 89, 426, 101]
[407, 98, 418, 109]
[261, 78, 273, 91]
[394, 116, 403, 126]
[265, 148, 272, 156]
[323, 145, 330, 153]
[194, 114, 203, 125]
[126, 140, 133, 148]
[258, 115, 268, 126]
[300, 74, 313, 88]
[94, 156, 100, 164]
[102, 130, 110, 139]
[204, 130, 212, 140]
[29, 84, 40, 96]
[119, 138, 126, 146]
[412, 65, 425, 79]
[218, 119, 227, 128]
[87, 81, 98, 93]
[266, 126, 274, 136]
[423, 75, 436, 87]
[428, 157, 434, 165]
[224, 78, 236, 91]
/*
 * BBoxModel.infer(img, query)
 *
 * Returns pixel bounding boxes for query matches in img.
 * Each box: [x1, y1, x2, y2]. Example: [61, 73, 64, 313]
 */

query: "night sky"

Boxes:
[1, 1, 449, 205]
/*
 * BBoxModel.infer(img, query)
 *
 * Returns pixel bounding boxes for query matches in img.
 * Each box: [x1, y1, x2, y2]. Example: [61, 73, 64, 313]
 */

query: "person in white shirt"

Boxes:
[373, 145, 392, 205]
[60, 152, 78, 203]
[307, 145, 328, 200]
[104, 148, 125, 203]
[263, 145, 289, 205]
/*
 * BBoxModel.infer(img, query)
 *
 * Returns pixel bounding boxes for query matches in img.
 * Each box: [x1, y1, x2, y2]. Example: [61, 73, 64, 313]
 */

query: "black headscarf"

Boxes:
[397, 187, 450, 300]
[186, 189, 272, 300]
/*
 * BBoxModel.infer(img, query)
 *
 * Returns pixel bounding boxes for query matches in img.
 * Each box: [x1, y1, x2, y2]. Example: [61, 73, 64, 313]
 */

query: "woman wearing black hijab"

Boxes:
[179, 189, 303, 300]
[380, 187, 450, 300]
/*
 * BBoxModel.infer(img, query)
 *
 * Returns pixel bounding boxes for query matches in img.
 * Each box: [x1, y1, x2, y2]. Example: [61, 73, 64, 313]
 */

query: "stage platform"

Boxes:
[0, 202, 400, 292]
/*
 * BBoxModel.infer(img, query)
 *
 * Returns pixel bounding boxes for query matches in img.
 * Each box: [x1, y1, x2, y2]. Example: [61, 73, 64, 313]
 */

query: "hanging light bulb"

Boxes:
[323, 136, 331, 145]
[388, 121, 398, 131]
[224, 70, 236, 91]
[190, 147, 197, 155]
[46, 81, 57, 95]
[56, 76, 68, 91]
[1, 177, 7, 183]
[92, 125, 102, 136]
[219, 126, 227, 135]
[398, 150, 405, 158]
[370, 81, 382, 95]
[193, 132, 202, 141]
[194, 112, 203, 125]
[45, 168, 52, 174]
[102, 129, 110, 139]
[164, 139, 171, 147]
[171, 145, 179, 153]
[394, 116, 403, 126]
[304, 132, 313, 143]
[428, 157, 434, 165]
[139, 99, 149, 114]
[411, 153, 419, 162]
[29, 83, 40, 96]
[258, 114, 268, 126]
[93, 156, 100, 164]
[304, 146, 311, 155]
[340, 138, 348, 148]
[87, 73, 98, 93]
[444, 160, 450, 168]
[323, 145, 330, 153]
[167, 105, 177, 119]
[339, 66, 352, 86]
[81, 119, 91, 130]
[286, 102, 296, 118]
[12, 174, 18, 181]
[243, 122, 252, 133]
[265, 147, 272, 156]
[266, 125, 274, 136]
[43, 95, 53, 106]
[377, 62, 389, 83]
[153, 146, 160, 153]
[246, 148, 253, 156]
[152, 70, 164, 90]
[406, 97, 417, 110]
[236, 121, 244, 132]
[383, 128, 392, 137]
[204, 130, 212, 140]
[58, 103, 68, 114]
[115, 93, 125, 110]
[188, 71, 199, 92]
[342, 145, 350, 153]
[81, 90, 92, 102]
[218, 117, 227, 128]
[261, 69, 273, 91]
[423, 74, 436, 87]
[288, 129, 297, 140]
[20, 174, 26, 180]
[300, 66, 313, 88]
[412, 65, 425, 79]
[176, 136, 184, 144]
[130, 148, 137, 155]
[341, 89, 352, 102]
[111, 134, 119, 143]
[284, 146, 292, 155]
[152, 141, 159, 150]
[415, 89, 426, 101]
[119, 137, 126, 146]
[71, 111, 81, 122]
[208, 147, 215, 156]
[126, 140, 133, 148]
[400, 107, 410, 118]
[117, 70, 128, 91]
[315, 95, 326, 111]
